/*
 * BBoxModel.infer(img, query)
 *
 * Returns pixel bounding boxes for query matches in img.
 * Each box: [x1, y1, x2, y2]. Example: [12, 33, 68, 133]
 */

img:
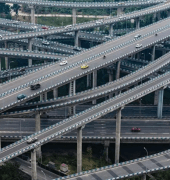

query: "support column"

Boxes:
[35, 112, 41, 158]
[117, 7, 124, 16]
[109, 24, 114, 37]
[72, 8, 76, 25]
[40, 92, 47, 101]
[0, 58, 1, 71]
[69, 80, 76, 115]
[107, 69, 113, 98]
[4, 41, 8, 70]
[136, 17, 140, 29]
[77, 126, 83, 173]
[157, 11, 161, 21]
[104, 141, 110, 162]
[141, 174, 146, 180]
[87, 73, 92, 88]
[115, 60, 121, 80]
[28, 38, 33, 67]
[53, 88, 58, 98]
[157, 88, 164, 119]
[115, 107, 123, 164]
[0, 136, 1, 150]
[151, 45, 155, 61]
[74, 30, 80, 47]
[31, 149, 37, 180]
[92, 70, 97, 104]
[152, 12, 157, 22]
[29, 5, 35, 24]
[154, 90, 159, 105]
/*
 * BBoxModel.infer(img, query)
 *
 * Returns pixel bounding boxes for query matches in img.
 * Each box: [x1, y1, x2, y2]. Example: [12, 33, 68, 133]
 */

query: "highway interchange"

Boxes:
[1, 1, 170, 179]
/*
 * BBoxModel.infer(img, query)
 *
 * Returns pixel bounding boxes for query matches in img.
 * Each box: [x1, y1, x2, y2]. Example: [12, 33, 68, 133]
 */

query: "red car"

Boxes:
[42, 26, 48, 30]
[131, 127, 141, 132]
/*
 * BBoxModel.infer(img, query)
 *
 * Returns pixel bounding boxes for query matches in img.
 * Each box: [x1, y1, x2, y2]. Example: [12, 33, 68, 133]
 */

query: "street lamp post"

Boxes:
[41, 170, 47, 180]
[144, 147, 148, 156]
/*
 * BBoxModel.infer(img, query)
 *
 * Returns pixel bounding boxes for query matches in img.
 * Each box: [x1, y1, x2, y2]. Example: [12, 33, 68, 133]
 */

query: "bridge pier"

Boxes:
[107, 69, 113, 98]
[77, 126, 83, 173]
[0, 136, 1, 150]
[74, 30, 80, 47]
[69, 80, 76, 115]
[4, 41, 8, 70]
[40, 92, 47, 101]
[104, 140, 110, 162]
[151, 45, 155, 61]
[115, 107, 123, 164]
[115, 60, 121, 80]
[157, 11, 161, 21]
[35, 112, 41, 158]
[29, 5, 35, 24]
[141, 174, 146, 180]
[152, 12, 157, 22]
[0, 58, 1, 71]
[92, 70, 97, 104]
[109, 24, 114, 37]
[72, 8, 76, 25]
[53, 88, 58, 98]
[136, 17, 140, 29]
[117, 7, 124, 16]
[87, 73, 92, 88]
[31, 149, 38, 180]
[157, 88, 164, 119]
[28, 38, 33, 67]
[154, 90, 159, 105]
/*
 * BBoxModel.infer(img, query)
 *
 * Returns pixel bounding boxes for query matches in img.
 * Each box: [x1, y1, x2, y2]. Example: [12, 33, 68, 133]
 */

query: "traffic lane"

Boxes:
[0, 17, 169, 96]
[0, 24, 168, 112]
[0, 71, 169, 160]
[26, 51, 170, 108]
[0, 2, 169, 41]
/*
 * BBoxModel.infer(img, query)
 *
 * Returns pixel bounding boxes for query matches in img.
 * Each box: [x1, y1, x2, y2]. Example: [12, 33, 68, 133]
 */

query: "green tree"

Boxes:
[12, 4, 20, 15]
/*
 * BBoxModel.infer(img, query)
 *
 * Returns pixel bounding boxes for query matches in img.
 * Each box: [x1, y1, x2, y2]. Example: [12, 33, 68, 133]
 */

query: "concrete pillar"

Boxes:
[107, 69, 113, 98]
[92, 70, 97, 104]
[0, 58, 1, 71]
[157, 88, 164, 119]
[0, 136, 1, 150]
[28, 38, 33, 67]
[74, 30, 80, 47]
[77, 126, 82, 173]
[72, 8, 76, 25]
[53, 88, 58, 98]
[29, 5, 35, 24]
[151, 45, 155, 61]
[40, 92, 47, 101]
[35, 112, 41, 158]
[117, 7, 124, 16]
[115, 61, 121, 80]
[109, 24, 114, 37]
[31, 149, 37, 180]
[87, 73, 92, 88]
[69, 80, 76, 115]
[104, 141, 110, 162]
[136, 17, 140, 29]
[154, 90, 159, 105]
[152, 12, 157, 22]
[167, 10, 170, 17]
[141, 174, 146, 180]
[115, 107, 123, 164]
[4, 41, 8, 70]
[157, 11, 161, 21]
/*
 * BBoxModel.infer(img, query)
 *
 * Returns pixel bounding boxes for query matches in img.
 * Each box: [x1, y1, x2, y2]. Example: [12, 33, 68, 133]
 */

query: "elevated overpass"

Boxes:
[5, 51, 170, 114]
[0, 17, 169, 112]
[0, 69, 169, 173]
[2, 0, 165, 8]
[0, 2, 170, 41]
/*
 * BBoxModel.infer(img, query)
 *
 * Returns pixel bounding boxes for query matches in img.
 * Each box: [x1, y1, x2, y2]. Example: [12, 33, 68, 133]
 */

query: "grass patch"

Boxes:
[36, 17, 97, 27]
[41, 153, 110, 175]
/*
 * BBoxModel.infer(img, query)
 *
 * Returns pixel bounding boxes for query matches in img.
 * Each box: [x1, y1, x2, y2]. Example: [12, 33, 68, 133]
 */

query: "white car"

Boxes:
[65, 25, 72, 29]
[134, 34, 141, 38]
[60, 61, 68, 66]
[42, 40, 50, 45]
[136, 44, 142, 48]
[27, 137, 38, 144]
[96, 21, 102, 24]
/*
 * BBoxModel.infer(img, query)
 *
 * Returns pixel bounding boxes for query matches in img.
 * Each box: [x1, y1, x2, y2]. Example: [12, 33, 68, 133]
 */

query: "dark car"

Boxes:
[17, 94, 26, 100]
[73, 47, 81, 51]
[30, 83, 41, 90]
[131, 127, 141, 132]
[18, 68, 26, 73]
